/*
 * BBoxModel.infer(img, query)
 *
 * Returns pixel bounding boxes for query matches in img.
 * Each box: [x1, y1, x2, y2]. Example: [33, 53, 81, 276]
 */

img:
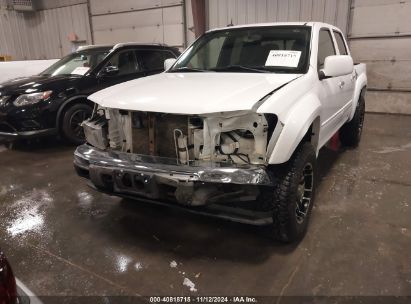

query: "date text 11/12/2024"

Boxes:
[149, 296, 258, 303]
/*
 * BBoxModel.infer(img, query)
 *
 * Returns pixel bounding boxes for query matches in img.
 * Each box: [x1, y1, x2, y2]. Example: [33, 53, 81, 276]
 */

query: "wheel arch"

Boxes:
[56, 96, 94, 131]
[349, 76, 367, 121]
[266, 94, 321, 165]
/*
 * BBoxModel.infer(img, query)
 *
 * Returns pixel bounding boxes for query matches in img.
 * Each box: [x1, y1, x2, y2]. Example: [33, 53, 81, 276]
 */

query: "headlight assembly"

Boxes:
[0, 95, 10, 107]
[13, 91, 52, 107]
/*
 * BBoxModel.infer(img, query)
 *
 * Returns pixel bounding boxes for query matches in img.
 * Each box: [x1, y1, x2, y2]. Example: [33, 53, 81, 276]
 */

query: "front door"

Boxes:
[136, 49, 177, 76]
[97, 49, 146, 89]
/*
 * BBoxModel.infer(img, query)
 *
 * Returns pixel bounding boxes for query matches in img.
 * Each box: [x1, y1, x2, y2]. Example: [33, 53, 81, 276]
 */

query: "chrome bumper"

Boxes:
[74, 144, 272, 186]
[74, 144, 274, 225]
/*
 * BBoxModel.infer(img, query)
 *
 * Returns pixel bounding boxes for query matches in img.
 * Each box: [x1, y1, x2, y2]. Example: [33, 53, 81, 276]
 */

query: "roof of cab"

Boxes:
[207, 22, 339, 33]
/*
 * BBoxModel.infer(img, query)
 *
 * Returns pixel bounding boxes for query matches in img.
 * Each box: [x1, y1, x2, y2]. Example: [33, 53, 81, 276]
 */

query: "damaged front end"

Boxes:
[74, 107, 279, 224]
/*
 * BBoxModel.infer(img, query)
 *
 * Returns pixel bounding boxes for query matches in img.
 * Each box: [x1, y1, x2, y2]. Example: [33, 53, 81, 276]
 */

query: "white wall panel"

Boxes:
[323, 0, 337, 25]
[37, 0, 87, 10]
[311, 0, 326, 22]
[90, 0, 182, 15]
[349, 0, 411, 114]
[350, 1, 411, 38]
[335, 0, 350, 33]
[350, 38, 411, 62]
[266, 0, 277, 22]
[90, 0, 185, 48]
[92, 8, 163, 31]
[163, 5, 185, 45]
[0, 59, 58, 83]
[207, 0, 351, 34]
[353, 0, 411, 8]
[300, 0, 313, 21]
[366, 91, 411, 115]
[365, 62, 411, 91]
[288, 0, 300, 21]
[277, 0, 289, 21]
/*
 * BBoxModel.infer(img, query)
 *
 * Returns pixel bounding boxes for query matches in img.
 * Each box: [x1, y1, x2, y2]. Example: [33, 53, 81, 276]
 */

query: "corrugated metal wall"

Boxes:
[349, 0, 411, 114]
[207, 0, 351, 34]
[0, 0, 86, 9]
[0, 2, 91, 60]
[36, 0, 88, 9]
[90, 0, 186, 48]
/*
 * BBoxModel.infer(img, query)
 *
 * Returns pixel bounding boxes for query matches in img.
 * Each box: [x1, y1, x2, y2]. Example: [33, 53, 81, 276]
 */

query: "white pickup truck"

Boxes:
[74, 22, 367, 242]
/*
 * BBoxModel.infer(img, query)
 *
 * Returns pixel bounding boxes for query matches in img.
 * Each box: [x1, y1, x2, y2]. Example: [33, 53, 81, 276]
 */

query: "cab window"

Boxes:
[318, 29, 336, 70]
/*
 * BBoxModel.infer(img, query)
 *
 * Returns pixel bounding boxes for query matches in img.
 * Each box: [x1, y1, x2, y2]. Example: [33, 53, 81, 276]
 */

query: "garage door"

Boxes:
[90, 0, 186, 48]
[349, 0, 411, 114]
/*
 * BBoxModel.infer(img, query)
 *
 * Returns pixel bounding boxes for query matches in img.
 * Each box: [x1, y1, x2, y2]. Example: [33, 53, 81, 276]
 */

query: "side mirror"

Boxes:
[319, 55, 354, 80]
[99, 65, 119, 77]
[164, 58, 177, 71]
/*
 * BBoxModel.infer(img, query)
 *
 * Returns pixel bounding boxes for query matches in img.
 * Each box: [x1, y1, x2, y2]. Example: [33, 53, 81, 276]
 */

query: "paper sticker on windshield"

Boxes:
[71, 67, 90, 75]
[265, 50, 302, 67]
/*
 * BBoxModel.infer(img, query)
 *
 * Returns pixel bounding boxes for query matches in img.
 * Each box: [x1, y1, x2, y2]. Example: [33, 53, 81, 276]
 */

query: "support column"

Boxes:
[191, 0, 206, 38]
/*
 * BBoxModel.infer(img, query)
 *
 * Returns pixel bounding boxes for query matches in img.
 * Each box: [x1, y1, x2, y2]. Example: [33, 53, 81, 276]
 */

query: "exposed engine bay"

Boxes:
[83, 108, 277, 166]
[79, 108, 277, 210]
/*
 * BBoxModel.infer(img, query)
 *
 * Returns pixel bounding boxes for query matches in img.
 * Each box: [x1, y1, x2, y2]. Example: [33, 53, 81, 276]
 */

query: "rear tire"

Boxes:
[268, 142, 317, 243]
[61, 103, 92, 145]
[340, 94, 365, 147]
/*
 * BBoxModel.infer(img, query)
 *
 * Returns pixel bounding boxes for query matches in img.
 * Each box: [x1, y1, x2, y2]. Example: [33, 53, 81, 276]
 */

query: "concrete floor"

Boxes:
[0, 113, 410, 299]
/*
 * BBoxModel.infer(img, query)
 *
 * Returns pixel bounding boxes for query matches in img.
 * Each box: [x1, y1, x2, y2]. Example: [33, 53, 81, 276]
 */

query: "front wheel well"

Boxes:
[302, 116, 320, 150]
[266, 115, 321, 165]
[57, 97, 94, 131]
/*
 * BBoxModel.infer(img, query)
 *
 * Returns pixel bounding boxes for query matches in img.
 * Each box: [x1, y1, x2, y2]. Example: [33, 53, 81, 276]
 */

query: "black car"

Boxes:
[0, 43, 180, 144]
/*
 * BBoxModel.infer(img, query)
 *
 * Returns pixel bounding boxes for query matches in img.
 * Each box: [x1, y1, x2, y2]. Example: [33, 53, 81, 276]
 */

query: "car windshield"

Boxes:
[170, 26, 311, 74]
[40, 48, 111, 76]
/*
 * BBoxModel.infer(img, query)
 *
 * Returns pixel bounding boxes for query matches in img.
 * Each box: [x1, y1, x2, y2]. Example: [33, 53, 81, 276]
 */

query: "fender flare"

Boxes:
[267, 94, 321, 164]
[55, 95, 92, 130]
[349, 74, 367, 120]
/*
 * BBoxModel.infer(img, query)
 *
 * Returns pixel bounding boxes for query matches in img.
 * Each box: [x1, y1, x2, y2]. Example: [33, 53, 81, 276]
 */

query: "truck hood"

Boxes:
[89, 72, 300, 114]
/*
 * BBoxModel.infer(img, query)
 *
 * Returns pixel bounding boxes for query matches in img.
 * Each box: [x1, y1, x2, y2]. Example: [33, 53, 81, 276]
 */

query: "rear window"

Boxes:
[333, 31, 348, 55]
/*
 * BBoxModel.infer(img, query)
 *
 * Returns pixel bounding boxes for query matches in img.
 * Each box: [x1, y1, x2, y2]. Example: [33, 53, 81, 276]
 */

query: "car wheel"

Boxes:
[268, 142, 317, 243]
[340, 94, 365, 147]
[61, 103, 92, 145]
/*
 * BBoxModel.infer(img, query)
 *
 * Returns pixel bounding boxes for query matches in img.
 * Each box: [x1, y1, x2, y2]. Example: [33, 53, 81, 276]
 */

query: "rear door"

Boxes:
[332, 30, 356, 109]
[136, 49, 177, 76]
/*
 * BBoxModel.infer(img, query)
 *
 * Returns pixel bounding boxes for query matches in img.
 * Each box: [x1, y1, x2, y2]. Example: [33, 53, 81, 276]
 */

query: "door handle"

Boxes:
[351, 71, 358, 82]
[338, 81, 345, 89]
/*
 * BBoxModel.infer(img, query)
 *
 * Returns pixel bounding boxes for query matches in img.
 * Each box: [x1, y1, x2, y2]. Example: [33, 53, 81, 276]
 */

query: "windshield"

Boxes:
[170, 26, 311, 73]
[40, 48, 111, 76]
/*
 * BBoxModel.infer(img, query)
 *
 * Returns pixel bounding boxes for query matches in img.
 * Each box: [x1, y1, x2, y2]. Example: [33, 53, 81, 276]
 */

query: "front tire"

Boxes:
[61, 103, 92, 145]
[340, 94, 365, 147]
[268, 142, 317, 243]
